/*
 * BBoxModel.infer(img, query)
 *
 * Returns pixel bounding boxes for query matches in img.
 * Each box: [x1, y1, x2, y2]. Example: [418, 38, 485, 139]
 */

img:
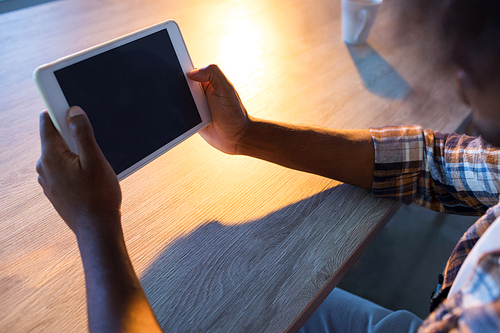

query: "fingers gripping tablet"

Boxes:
[34, 20, 211, 180]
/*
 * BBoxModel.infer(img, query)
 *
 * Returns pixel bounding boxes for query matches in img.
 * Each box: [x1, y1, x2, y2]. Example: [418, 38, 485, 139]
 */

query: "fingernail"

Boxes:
[69, 106, 84, 117]
[188, 69, 199, 76]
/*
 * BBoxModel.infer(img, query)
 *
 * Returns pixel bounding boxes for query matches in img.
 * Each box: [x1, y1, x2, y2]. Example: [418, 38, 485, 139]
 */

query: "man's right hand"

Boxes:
[187, 64, 251, 155]
[36, 107, 122, 237]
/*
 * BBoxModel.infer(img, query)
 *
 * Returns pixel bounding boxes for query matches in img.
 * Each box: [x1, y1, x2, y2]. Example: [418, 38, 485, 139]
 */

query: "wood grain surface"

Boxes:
[0, 0, 471, 332]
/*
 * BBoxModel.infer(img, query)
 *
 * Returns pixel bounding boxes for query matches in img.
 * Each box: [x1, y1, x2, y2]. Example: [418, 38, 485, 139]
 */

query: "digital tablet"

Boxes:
[34, 20, 211, 180]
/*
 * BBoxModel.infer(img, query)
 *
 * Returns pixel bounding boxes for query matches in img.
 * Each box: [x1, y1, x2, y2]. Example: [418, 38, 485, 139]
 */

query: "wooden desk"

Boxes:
[0, 0, 471, 332]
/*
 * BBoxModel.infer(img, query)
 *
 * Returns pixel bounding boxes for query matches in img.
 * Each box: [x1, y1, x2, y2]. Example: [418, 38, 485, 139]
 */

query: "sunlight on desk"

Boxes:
[216, 1, 267, 88]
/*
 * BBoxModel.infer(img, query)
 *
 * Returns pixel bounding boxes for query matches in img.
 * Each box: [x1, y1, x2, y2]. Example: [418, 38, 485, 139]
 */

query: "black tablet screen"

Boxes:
[55, 29, 202, 175]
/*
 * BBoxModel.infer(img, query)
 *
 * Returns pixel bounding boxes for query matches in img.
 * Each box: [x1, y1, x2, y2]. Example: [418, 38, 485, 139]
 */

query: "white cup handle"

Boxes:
[354, 9, 367, 42]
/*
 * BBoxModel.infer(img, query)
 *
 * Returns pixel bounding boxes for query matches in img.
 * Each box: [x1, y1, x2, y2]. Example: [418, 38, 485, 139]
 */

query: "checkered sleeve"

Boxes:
[419, 251, 500, 332]
[370, 126, 500, 215]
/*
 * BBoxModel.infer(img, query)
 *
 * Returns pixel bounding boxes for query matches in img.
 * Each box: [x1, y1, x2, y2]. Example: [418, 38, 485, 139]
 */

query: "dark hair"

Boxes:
[395, 0, 500, 88]
[442, 0, 500, 88]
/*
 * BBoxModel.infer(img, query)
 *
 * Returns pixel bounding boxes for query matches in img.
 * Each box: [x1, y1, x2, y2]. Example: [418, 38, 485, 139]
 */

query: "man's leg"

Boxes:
[299, 288, 423, 333]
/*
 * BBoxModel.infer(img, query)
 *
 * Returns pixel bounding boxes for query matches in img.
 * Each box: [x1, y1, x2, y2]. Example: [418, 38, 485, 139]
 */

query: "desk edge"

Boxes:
[283, 201, 403, 333]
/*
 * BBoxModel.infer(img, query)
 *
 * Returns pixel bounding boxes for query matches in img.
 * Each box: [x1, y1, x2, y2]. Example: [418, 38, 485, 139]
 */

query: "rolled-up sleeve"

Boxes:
[370, 126, 500, 215]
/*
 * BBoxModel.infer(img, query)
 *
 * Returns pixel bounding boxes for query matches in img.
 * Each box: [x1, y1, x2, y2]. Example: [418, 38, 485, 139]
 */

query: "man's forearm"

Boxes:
[76, 218, 162, 333]
[236, 118, 375, 190]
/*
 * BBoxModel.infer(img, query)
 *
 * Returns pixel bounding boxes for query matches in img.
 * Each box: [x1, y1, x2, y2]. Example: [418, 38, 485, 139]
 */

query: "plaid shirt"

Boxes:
[370, 126, 500, 332]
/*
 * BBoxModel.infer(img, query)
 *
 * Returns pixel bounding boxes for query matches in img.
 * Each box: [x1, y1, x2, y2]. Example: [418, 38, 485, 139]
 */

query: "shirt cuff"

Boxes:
[369, 125, 425, 204]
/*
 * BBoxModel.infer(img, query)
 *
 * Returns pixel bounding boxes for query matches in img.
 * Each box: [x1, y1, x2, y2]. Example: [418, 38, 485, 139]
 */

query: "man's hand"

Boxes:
[187, 64, 251, 155]
[189, 64, 375, 189]
[36, 107, 161, 333]
[36, 106, 122, 237]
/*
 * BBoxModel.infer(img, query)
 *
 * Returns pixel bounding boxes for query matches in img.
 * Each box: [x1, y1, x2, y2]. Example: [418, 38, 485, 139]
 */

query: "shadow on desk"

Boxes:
[140, 185, 360, 332]
[0, 0, 56, 14]
[346, 44, 411, 100]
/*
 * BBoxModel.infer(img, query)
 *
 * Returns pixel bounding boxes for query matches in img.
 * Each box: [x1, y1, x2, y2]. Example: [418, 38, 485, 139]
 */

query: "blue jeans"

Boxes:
[299, 288, 423, 333]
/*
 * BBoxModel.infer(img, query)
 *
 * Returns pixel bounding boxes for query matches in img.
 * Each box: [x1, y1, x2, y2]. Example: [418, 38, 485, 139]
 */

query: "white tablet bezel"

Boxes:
[34, 20, 211, 180]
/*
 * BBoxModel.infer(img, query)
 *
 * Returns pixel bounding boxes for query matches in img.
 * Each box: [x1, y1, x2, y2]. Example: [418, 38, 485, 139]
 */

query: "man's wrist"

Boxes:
[234, 117, 269, 157]
[73, 213, 124, 248]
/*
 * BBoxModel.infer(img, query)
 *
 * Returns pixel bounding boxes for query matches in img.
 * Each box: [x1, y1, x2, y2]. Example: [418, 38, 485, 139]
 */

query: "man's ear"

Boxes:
[456, 69, 476, 106]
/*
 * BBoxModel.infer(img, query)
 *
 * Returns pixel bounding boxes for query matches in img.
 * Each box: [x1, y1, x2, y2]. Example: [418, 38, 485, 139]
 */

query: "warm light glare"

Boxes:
[215, 3, 266, 96]
[126, 0, 338, 226]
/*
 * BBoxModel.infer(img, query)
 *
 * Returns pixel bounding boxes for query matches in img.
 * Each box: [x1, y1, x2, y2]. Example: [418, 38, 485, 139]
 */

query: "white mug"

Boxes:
[342, 0, 382, 44]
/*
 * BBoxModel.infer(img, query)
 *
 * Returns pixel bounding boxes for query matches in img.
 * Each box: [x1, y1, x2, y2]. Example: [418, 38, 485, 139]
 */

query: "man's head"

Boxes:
[397, 0, 500, 145]
[442, 0, 500, 146]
